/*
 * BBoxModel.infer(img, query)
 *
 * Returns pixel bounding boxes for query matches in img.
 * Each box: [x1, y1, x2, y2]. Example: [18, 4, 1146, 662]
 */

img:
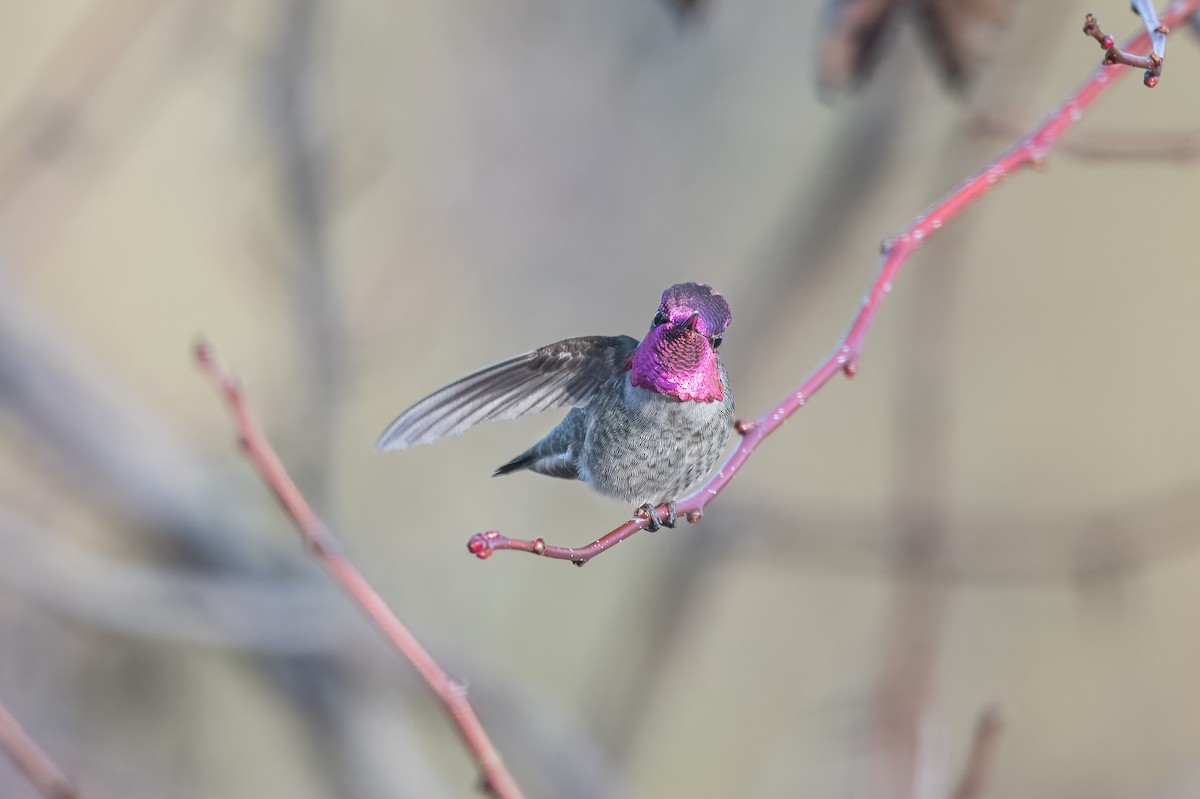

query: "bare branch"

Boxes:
[466, 0, 1200, 565]
[0, 701, 76, 799]
[1083, 3, 1172, 87]
[0, 265, 397, 797]
[195, 342, 523, 799]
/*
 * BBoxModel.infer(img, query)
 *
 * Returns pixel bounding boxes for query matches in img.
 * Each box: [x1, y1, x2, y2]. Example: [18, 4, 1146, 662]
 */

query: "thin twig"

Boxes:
[467, 0, 1200, 566]
[195, 343, 523, 799]
[0, 264, 394, 798]
[0, 701, 76, 799]
[948, 707, 1004, 799]
[1083, 2, 1171, 87]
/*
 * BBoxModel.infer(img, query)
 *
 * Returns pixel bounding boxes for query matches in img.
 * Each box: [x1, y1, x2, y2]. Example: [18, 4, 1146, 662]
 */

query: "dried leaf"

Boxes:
[817, 0, 905, 93]
[817, 0, 1019, 95]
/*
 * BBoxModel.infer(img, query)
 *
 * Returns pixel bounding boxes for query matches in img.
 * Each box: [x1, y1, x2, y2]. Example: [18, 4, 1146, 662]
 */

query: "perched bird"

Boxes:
[375, 282, 735, 530]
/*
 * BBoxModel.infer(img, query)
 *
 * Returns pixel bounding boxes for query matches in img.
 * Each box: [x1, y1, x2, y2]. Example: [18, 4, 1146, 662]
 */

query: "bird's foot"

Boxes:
[636, 504, 659, 531]
[637, 501, 677, 532]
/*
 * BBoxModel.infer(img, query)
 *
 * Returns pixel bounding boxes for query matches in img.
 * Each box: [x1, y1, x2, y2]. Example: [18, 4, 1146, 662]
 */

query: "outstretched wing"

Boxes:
[375, 335, 638, 451]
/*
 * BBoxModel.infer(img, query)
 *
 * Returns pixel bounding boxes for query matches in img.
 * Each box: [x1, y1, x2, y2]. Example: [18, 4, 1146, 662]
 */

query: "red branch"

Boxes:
[0, 701, 76, 799]
[467, 1, 1200, 566]
[196, 343, 523, 799]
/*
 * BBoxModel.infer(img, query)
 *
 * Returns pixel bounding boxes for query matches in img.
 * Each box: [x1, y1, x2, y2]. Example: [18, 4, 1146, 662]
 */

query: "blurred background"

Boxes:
[1, 1, 1199, 797]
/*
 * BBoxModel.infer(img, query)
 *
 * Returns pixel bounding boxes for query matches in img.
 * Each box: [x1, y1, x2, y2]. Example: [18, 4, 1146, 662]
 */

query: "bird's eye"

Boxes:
[652, 310, 668, 327]
[709, 334, 723, 349]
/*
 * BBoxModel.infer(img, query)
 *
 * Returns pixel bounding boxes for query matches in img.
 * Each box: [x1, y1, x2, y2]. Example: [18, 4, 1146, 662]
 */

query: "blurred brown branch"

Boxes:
[970, 112, 1200, 162]
[0, 701, 76, 799]
[0, 510, 353, 654]
[196, 342, 523, 799]
[264, 0, 344, 504]
[949, 708, 1004, 799]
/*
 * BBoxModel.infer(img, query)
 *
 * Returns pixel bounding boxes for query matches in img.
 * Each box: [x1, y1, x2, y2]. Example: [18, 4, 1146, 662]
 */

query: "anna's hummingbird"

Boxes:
[375, 282, 735, 529]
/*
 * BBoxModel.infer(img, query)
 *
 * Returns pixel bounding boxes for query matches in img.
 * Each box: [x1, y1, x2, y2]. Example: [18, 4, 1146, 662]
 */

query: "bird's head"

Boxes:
[628, 282, 731, 402]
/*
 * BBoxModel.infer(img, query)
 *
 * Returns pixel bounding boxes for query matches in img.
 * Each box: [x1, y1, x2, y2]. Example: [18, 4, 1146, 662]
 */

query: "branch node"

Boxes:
[531, 537, 546, 556]
[686, 510, 703, 525]
[734, 419, 756, 435]
[307, 527, 341, 558]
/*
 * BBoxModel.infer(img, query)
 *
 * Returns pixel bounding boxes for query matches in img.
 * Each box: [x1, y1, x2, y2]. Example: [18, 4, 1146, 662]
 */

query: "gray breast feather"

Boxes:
[577, 364, 734, 506]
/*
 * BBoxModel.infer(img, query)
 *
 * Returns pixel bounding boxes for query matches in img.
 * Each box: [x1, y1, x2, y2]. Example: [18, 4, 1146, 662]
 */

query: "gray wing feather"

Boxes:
[375, 335, 637, 450]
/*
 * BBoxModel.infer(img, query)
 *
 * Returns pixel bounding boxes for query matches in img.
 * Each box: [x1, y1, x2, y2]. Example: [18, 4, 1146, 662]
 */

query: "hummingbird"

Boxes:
[375, 282, 735, 530]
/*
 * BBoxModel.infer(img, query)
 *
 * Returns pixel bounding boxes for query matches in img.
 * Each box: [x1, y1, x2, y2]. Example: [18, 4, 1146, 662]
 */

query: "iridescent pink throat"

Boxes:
[626, 326, 723, 402]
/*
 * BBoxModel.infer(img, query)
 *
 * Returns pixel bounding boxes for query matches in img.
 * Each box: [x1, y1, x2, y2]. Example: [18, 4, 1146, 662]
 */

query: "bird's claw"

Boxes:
[637, 504, 659, 531]
[638, 501, 677, 532]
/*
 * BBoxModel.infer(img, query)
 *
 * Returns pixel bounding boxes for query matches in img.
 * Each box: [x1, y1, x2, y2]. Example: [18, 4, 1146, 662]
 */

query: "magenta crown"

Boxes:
[659, 282, 732, 338]
[628, 282, 731, 402]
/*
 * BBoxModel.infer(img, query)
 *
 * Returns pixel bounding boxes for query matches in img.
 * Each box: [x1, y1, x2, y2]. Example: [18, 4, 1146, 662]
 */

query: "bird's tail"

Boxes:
[493, 451, 538, 477]
[492, 439, 580, 480]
